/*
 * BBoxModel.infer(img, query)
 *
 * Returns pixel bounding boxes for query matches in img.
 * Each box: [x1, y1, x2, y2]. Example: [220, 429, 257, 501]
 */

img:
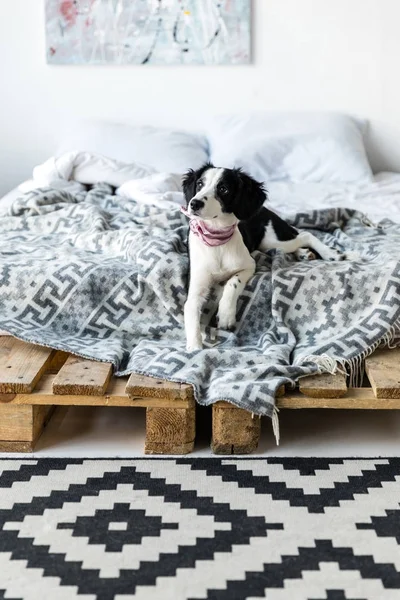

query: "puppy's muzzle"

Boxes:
[190, 199, 205, 214]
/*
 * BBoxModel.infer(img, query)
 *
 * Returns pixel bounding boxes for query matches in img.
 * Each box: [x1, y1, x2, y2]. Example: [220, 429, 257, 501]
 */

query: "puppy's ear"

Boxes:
[182, 169, 197, 205]
[182, 163, 214, 205]
[233, 170, 267, 221]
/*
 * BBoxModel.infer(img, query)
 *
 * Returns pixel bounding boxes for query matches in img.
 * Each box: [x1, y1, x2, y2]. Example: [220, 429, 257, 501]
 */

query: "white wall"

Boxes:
[1, 0, 400, 195]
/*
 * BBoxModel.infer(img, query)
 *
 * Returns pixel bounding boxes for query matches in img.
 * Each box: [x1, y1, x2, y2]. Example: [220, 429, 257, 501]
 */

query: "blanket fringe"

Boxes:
[344, 320, 400, 387]
[295, 353, 347, 376]
[272, 407, 280, 446]
[296, 317, 400, 388]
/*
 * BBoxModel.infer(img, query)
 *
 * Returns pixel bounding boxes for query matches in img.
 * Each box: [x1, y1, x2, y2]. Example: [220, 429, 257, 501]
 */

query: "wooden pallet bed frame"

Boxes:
[0, 335, 398, 454]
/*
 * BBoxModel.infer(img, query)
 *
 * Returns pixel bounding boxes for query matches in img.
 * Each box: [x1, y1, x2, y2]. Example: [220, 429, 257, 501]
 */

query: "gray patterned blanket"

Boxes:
[1, 183, 400, 418]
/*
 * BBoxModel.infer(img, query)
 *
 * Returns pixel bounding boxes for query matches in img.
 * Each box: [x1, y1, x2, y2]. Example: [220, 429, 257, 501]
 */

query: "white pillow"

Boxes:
[57, 120, 209, 174]
[207, 112, 373, 183]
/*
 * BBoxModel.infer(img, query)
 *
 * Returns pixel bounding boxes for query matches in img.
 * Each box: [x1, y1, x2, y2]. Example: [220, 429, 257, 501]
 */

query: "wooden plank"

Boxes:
[276, 385, 285, 398]
[126, 373, 193, 401]
[299, 372, 347, 398]
[53, 356, 112, 395]
[277, 388, 400, 409]
[32, 406, 55, 443]
[0, 405, 36, 441]
[0, 404, 54, 442]
[212, 404, 261, 454]
[145, 441, 194, 455]
[214, 388, 400, 410]
[47, 351, 69, 373]
[0, 441, 34, 452]
[145, 406, 195, 454]
[0, 338, 54, 393]
[365, 348, 400, 399]
[1, 374, 191, 407]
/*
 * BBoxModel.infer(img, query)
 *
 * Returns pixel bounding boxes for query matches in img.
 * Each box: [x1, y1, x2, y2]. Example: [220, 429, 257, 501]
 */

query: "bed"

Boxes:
[1, 111, 400, 454]
[4, 170, 400, 222]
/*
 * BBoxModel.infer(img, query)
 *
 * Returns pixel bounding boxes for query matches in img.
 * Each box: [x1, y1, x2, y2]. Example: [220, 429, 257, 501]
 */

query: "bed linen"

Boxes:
[268, 172, 400, 225]
[0, 160, 400, 425]
[4, 169, 400, 223]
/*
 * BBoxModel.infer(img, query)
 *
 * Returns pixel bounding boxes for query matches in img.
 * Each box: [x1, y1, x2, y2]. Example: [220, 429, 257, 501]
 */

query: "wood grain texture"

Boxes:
[47, 351, 69, 373]
[145, 441, 194, 455]
[126, 373, 193, 401]
[32, 406, 55, 443]
[299, 372, 347, 398]
[4, 374, 191, 407]
[0, 404, 55, 442]
[0, 441, 34, 452]
[217, 388, 400, 410]
[365, 348, 400, 399]
[0, 405, 36, 441]
[276, 385, 285, 398]
[145, 406, 196, 454]
[0, 338, 54, 393]
[212, 404, 261, 455]
[277, 388, 400, 409]
[52, 356, 112, 395]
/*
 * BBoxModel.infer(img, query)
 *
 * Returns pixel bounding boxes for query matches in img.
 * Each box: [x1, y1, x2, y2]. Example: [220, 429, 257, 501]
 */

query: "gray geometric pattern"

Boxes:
[0, 185, 399, 416]
[1, 458, 400, 600]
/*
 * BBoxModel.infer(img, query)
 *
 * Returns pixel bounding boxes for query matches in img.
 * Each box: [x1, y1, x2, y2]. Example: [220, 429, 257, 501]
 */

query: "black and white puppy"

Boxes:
[182, 163, 343, 351]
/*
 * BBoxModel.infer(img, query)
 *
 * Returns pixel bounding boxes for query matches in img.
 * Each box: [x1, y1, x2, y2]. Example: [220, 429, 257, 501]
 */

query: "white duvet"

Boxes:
[3, 152, 400, 224]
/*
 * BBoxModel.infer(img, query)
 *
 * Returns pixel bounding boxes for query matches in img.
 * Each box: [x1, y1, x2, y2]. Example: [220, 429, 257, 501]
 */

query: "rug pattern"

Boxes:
[0, 458, 399, 599]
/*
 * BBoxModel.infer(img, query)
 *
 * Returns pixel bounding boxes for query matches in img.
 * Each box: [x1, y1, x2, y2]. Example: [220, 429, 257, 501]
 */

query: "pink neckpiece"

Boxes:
[181, 206, 237, 247]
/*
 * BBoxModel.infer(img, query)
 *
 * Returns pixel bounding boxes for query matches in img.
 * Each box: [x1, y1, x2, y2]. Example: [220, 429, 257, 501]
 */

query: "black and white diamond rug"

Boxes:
[1, 458, 400, 600]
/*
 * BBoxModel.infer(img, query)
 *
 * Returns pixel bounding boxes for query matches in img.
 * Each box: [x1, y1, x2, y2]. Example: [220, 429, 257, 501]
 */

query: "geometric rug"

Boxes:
[0, 459, 399, 600]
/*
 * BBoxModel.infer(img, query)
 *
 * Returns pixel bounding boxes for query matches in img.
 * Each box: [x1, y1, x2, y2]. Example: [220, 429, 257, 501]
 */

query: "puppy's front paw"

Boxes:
[342, 250, 361, 261]
[295, 248, 317, 261]
[217, 307, 236, 331]
[322, 248, 345, 262]
[186, 336, 203, 352]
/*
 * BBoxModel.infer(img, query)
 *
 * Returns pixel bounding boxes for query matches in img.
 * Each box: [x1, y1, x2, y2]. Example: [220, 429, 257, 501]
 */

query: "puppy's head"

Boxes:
[182, 164, 266, 223]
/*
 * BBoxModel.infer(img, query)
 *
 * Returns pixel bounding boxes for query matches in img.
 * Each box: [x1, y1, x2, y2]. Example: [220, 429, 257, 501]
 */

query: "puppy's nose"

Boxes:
[190, 199, 205, 213]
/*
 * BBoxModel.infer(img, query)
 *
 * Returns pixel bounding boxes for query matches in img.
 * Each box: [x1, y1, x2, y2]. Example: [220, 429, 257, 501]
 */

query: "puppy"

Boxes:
[182, 163, 343, 351]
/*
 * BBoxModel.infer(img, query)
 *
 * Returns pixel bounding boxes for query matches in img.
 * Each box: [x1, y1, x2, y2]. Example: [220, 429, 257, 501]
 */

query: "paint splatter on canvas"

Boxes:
[45, 0, 251, 65]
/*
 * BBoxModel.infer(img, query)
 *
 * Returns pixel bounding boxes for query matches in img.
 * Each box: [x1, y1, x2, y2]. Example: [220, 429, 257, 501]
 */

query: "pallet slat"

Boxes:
[277, 388, 400, 409]
[3, 374, 192, 408]
[0, 338, 54, 393]
[299, 372, 347, 398]
[365, 348, 400, 399]
[126, 373, 193, 401]
[53, 356, 112, 396]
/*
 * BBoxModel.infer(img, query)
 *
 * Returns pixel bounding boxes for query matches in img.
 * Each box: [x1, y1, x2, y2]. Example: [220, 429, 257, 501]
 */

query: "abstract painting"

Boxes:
[45, 0, 251, 65]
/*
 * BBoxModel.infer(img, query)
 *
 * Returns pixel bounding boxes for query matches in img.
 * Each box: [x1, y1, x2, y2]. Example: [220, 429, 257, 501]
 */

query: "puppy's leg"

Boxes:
[217, 266, 255, 331]
[184, 275, 212, 351]
[296, 232, 343, 261]
[295, 248, 317, 261]
[261, 231, 343, 261]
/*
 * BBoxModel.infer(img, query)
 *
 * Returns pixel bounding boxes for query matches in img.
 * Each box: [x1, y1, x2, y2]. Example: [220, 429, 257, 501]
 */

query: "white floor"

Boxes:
[7, 405, 400, 458]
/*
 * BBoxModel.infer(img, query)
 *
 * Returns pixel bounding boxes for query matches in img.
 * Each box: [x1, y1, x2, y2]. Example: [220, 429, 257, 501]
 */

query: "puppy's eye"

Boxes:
[196, 180, 203, 190]
[219, 185, 229, 195]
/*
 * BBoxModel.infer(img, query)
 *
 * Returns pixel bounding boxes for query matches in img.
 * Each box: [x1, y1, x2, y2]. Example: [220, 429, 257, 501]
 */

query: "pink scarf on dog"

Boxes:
[181, 206, 237, 247]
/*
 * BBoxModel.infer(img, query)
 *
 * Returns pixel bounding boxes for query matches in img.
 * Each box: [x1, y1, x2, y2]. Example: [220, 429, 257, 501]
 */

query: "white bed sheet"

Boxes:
[2, 173, 400, 224]
[267, 172, 400, 224]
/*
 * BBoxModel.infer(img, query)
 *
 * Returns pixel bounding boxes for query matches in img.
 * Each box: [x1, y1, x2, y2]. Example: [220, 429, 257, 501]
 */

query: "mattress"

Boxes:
[2, 173, 400, 224]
